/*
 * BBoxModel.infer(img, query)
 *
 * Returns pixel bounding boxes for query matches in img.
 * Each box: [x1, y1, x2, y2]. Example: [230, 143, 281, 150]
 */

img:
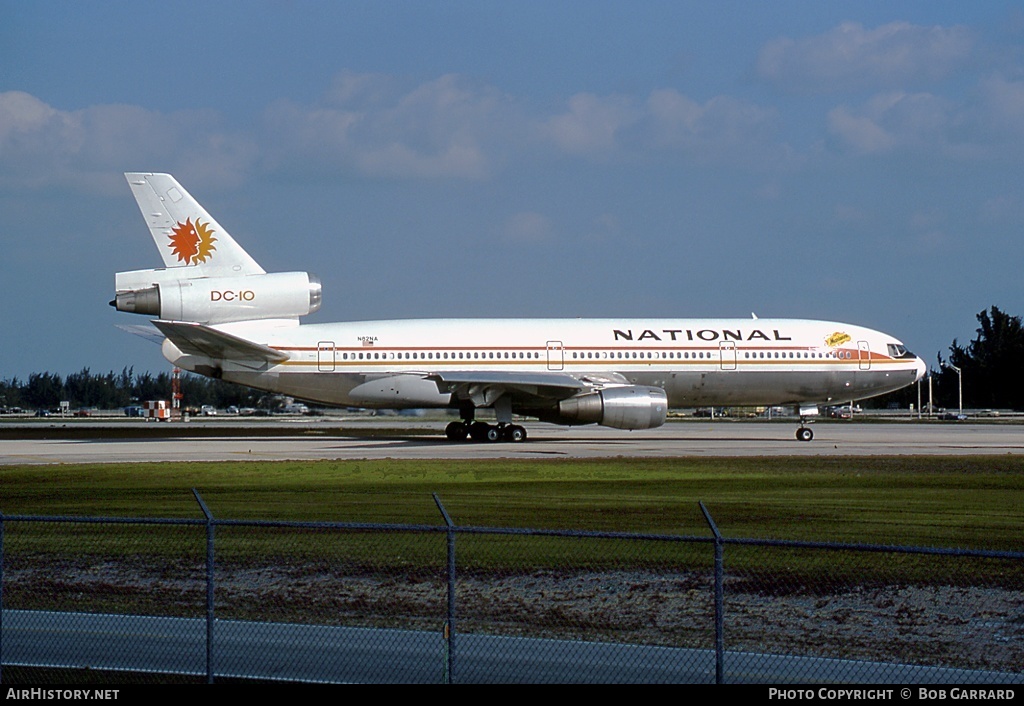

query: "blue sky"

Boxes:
[2, 1, 1023, 380]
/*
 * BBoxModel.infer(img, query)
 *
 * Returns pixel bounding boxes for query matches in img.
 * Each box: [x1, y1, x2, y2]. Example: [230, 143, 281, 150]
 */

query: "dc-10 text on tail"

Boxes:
[112, 173, 926, 442]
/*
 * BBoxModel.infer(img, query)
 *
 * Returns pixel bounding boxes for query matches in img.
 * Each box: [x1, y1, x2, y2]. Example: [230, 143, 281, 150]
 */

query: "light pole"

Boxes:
[929, 374, 934, 416]
[945, 363, 963, 417]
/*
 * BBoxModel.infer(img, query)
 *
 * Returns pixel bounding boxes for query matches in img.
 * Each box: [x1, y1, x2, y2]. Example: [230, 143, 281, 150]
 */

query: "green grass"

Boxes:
[1, 456, 1020, 659]
[1, 456, 1022, 550]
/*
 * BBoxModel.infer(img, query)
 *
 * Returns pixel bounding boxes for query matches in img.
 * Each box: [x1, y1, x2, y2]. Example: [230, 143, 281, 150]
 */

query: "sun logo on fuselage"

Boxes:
[168, 218, 217, 265]
[825, 331, 852, 348]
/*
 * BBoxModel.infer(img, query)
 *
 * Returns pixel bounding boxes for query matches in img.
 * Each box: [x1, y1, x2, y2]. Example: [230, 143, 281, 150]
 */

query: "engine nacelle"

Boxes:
[549, 385, 667, 430]
[113, 271, 321, 324]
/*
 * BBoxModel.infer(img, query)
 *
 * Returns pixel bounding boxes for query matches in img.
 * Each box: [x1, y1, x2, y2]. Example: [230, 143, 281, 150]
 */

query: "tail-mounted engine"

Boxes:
[112, 270, 322, 324]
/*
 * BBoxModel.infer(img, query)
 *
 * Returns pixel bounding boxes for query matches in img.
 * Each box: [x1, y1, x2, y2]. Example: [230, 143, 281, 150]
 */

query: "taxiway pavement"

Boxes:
[2, 419, 1022, 464]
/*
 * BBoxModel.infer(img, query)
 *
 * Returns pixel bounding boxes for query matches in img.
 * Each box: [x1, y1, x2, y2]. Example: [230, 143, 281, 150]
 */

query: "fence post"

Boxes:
[699, 501, 725, 685]
[432, 493, 455, 685]
[192, 489, 215, 684]
[0, 511, 4, 685]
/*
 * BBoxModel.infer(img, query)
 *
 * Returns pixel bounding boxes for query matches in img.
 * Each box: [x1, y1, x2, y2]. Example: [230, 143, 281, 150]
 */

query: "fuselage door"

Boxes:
[546, 341, 564, 371]
[318, 341, 336, 372]
[858, 340, 871, 371]
[720, 341, 737, 370]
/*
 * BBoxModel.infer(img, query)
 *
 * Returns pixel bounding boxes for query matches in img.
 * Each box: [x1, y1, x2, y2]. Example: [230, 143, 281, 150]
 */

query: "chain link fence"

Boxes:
[1, 495, 1021, 684]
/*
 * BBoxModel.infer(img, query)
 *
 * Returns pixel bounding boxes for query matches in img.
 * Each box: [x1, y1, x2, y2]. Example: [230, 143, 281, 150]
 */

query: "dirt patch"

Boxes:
[5, 560, 1022, 674]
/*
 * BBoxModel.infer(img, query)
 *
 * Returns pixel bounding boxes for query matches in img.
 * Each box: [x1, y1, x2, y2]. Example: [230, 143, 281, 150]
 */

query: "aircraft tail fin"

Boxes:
[124, 173, 265, 277]
[116, 173, 320, 326]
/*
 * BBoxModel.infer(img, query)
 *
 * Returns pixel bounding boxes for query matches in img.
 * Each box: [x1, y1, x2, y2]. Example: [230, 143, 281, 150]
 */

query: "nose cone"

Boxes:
[914, 357, 927, 382]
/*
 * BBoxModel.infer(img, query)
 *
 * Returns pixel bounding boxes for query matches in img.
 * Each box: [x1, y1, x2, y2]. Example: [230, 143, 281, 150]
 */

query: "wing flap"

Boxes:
[152, 320, 289, 368]
[426, 370, 587, 403]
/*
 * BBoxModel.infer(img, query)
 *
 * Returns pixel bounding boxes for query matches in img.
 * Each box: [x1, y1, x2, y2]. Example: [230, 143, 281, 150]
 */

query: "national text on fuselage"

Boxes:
[612, 329, 793, 342]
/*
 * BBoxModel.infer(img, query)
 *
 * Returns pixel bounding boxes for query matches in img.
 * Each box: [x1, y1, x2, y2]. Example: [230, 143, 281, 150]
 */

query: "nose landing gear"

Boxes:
[795, 404, 818, 442]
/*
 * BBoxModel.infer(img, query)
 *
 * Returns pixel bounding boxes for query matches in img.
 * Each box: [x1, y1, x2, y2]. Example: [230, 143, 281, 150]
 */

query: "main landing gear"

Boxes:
[445, 420, 528, 443]
[796, 426, 814, 442]
[446, 396, 527, 443]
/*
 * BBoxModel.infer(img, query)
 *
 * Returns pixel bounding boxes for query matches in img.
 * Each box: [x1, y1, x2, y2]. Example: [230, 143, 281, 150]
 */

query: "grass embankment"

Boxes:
[1, 456, 1021, 549]
[1, 457, 1020, 628]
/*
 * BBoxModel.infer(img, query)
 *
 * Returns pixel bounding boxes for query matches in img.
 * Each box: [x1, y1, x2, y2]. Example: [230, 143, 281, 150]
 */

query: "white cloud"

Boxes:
[827, 91, 953, 154]
[356, 139, 489, 180]
[974, 75, 1024, 140]
[581, 212, 623, 245]
[641, 89, 779, 158]
[0, 92, 255, 193]
[827, 77, 1024, 159]
[540, 93, 640, 155]
[833, 203, 870, 225]
[540, 88, 779, 163]
[501, 211, 554, 243]
[758, 21, 975, 93]
[270, 74, 783, 176]
[0, 74, 516, 189]
[827, 102, 897, 154]
[264, 73, 515, 179]
[0, 91, 60, 140]
[323, 69, 398, 108]
[981, 194, 1024, 225]
[5, 58, 1022, 195]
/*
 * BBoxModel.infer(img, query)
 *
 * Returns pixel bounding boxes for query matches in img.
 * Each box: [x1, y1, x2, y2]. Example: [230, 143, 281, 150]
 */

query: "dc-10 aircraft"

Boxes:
[113, 173, 927, 442]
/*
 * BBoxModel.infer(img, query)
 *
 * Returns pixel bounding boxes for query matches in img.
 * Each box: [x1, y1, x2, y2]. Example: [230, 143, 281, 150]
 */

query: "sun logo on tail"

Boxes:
[168, 218, 217, 265]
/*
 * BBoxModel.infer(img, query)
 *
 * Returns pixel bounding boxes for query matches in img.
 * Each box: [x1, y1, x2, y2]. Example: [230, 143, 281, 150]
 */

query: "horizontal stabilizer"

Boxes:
[152, 320, 289, 366]
[116, 323, 167, 345]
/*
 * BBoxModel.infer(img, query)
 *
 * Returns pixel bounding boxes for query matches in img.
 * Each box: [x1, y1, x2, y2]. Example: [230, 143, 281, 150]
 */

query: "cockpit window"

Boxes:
[887, 343, 912, 358]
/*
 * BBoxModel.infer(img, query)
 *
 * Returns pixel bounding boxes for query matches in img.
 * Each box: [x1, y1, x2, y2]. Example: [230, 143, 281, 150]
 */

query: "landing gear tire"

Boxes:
[445, 421, 468, 441]
[796, 427, 814, 442]
[510, 425, 527, 442]
[447, 417, 529, 443]
[502, 424, 527, 443]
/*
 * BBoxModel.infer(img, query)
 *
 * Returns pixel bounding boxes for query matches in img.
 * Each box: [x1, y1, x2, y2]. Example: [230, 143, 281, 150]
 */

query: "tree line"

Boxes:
[933, 305, 1024, 410]
[3, 307, 1022, 413]
[0, 368, 264, 412]
[844, 306, 1023, 412]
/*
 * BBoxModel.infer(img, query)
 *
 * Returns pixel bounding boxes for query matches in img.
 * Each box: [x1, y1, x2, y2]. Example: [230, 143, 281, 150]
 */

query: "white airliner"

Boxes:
[113, 173, 927, 442]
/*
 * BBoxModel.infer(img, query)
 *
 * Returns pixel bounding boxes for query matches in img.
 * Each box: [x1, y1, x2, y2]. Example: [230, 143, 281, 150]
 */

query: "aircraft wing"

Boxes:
[426, 370, 589, 406]
[151, 320, 290, 368]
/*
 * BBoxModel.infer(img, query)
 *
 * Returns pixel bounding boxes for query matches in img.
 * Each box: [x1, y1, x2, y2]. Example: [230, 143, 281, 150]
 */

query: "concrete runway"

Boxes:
[2, 419, 1023, 464]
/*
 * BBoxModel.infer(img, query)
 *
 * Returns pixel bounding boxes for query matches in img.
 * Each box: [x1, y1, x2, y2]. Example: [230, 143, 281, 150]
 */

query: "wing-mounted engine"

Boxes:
[112, 270, 322, 324]
[542, 385, 668, 430]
